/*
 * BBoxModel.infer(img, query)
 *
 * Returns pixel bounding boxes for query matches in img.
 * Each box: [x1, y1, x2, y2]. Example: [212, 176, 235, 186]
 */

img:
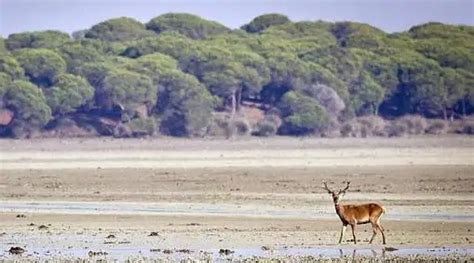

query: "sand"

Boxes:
[0, 136, 473, 261]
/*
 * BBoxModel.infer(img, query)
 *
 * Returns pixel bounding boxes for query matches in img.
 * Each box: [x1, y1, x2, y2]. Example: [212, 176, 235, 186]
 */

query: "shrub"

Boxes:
[128, 117, 157, 136]
[396, 115, 427, 135]
[340, 120, 361, 137]
[43, 117, 98, 138]
[385, 121, 408, 137]
[457, 119, 474, 134]
[206, 113, 232, 137]
[426, 119, 447, 135]
[252, 120, 277, 137]
[206, 114, 250, 138]
[113, 123, 132, 138]
[232, 118, 250, 136]
[356, 115, 387, 137]
[10, 121, 41, 139]
[278, 91, 329, 135]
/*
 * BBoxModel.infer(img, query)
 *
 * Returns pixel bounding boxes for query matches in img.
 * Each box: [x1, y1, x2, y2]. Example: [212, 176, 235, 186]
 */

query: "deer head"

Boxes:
[322, 181, 350, 204]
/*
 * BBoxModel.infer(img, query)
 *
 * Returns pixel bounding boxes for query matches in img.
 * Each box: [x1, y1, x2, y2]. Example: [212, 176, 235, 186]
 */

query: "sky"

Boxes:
[1, 0, 473, 37]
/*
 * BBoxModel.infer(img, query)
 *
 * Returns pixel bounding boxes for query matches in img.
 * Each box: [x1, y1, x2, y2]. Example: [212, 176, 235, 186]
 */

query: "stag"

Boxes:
[323, 181, 386, 244]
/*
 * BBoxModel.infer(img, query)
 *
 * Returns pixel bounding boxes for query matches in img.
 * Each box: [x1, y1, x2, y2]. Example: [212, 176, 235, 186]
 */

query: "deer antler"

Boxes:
[322, 181, 333, 194]
[338, 181, 351, 195]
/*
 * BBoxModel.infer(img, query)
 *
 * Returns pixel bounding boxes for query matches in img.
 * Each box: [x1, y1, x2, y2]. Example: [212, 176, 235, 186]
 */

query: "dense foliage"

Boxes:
[0, 14, 473, 138]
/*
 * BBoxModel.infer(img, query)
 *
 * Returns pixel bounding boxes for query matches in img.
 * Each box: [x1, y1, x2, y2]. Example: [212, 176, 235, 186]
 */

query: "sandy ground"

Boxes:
[0, 136, 473, 261]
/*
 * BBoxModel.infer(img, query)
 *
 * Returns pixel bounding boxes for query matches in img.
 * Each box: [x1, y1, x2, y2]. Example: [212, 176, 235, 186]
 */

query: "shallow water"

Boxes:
[1, 245, 473, 261]
[1, 201, 473, 222]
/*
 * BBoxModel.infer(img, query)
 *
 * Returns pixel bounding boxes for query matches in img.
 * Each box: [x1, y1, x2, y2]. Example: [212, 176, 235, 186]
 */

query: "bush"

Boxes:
[206, 114, 250, 138]
[395, 115, 428, 135]
[384, 121, 408, 137]
[113, 123, 133, 138]
[456, 119, 474, 134]
[232, 118, 250, 136]
[206, 113, 232, 137]
[10, 121, 41, 139]
[128, 117, 157, 136]
[426, 119, 447, 135]
[339, 116, 386, 137]
[43, 117, 98, 138]
[340, 120, 361, 137]
[278, 91, 329, 135]
[357, 115, 387, 137]
[252, 120, 277, 137]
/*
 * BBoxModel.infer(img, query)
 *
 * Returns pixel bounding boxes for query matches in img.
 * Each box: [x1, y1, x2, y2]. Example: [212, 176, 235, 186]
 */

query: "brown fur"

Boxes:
[323, 181, 386, 244]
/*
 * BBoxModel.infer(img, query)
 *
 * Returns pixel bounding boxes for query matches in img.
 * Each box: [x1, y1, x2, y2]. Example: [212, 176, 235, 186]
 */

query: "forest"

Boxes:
[0, 13, 473, 138]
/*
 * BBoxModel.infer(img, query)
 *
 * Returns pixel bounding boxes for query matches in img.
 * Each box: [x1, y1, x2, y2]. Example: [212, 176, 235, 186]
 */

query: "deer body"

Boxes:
[324, 182, 386, 245]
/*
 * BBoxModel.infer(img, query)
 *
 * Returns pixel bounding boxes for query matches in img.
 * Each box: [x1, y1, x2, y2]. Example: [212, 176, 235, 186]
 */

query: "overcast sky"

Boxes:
[1, 0, 473, 37]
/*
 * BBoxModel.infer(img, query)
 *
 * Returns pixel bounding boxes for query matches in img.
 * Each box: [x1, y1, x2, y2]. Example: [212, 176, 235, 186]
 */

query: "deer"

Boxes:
[323, 181, 386, 245]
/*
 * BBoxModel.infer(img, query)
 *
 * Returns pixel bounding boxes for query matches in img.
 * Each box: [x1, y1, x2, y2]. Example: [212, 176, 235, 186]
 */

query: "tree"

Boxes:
[13, 48, 66, 87]
[408, 22, 474, 40]
[241, 13, 290, 33]
[0, 73, 11, 103]
[0, 38, 6, 53]
[97, 69, 156, 112]
[157, 70, 215, 136]
[300, 83, 345, 117]
[125, 53, 178, 84]
[146, 13, 229, 39]
[379, 51, 444, 117]
[0, 54, 25, 80]
[57, 40, 105, 73]
[6, 31, 71, 50]
[186, 44, 269, 115]
[348, 71, 384, 116]
[260, 52, 311, 105]
[44, 74, 94, 115]
[85, 17, 155, 42]
[232, 49, 270, 103]
[301, 46, 363, 84]
[3, 80, 51, 136]
[439, 68, 465, 119]
[72, 29, 88, 40]
[0, 16, 474, 138]
[201, 61, 242, 115]
[278, 91, 329, 135]
[455, 69, 474, 116]
[331, 22, 386, 49]
[121, 32, 193, 59]
[76, 61, 115, 89]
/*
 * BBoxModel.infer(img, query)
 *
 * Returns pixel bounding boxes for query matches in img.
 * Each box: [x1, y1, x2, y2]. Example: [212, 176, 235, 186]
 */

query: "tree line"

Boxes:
[0, 13, 473, 138]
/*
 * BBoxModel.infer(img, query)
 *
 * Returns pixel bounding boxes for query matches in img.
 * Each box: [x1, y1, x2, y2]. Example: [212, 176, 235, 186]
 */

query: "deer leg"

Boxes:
[369, 222, 377, 244]
[376, 223, 386, 245]
[338, 224, 347, 244]
[350, 224, 357, 244]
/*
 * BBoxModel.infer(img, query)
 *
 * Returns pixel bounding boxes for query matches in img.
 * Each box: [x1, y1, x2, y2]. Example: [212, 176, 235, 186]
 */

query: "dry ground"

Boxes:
[0, 136, 473, 261]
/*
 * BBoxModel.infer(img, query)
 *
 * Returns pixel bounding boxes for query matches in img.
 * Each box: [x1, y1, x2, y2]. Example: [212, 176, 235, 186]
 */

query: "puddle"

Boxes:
[0, 201, 473, 222]
[1, 246, 472, 261]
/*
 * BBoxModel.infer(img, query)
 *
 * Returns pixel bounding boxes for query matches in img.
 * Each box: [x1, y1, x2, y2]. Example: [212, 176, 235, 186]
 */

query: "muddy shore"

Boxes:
[0, 137, 473, 261]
